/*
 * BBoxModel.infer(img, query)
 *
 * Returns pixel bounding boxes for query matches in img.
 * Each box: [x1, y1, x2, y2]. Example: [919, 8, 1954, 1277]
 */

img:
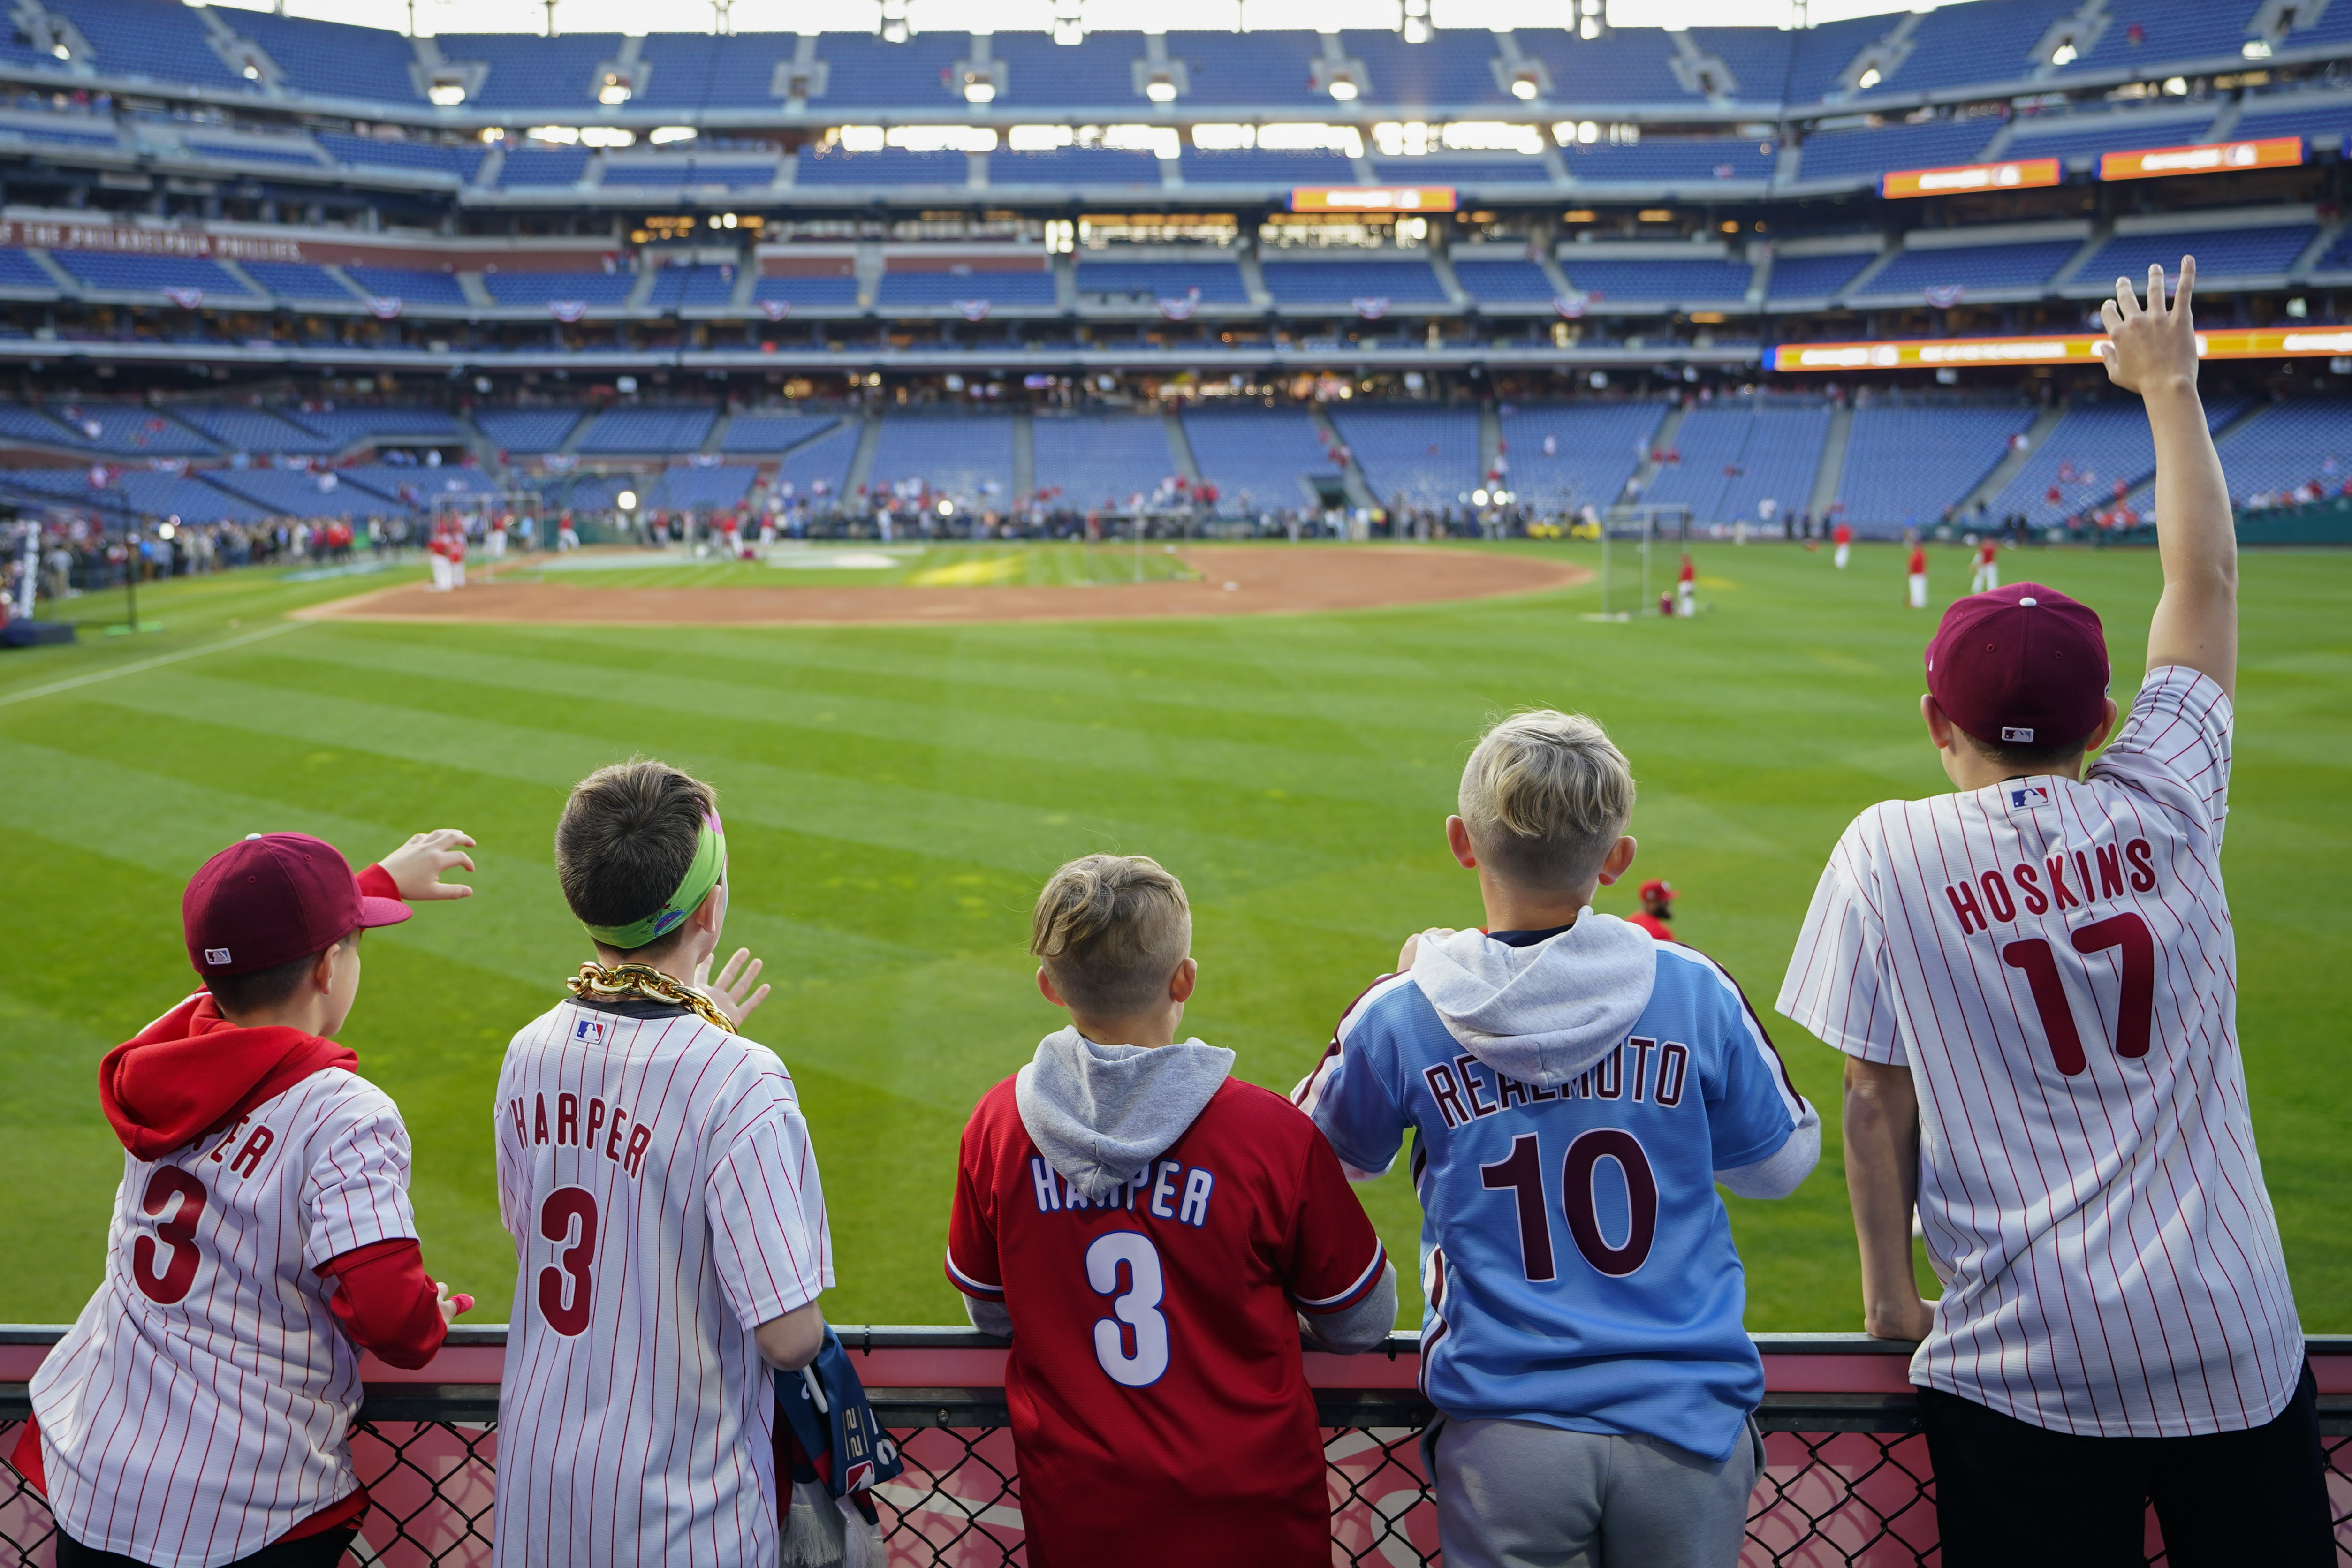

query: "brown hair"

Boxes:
[1030, 854, 1191, 1015]
[204, 930, 357, 1018]
[1457, 709, 1636, 887]
[555, 760, 718, 959]
[1954, 723, 2097, 776]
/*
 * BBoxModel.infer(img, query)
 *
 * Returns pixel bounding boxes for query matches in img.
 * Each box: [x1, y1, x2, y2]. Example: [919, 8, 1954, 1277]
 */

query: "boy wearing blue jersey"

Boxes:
[1295, 710, 1821, 1568]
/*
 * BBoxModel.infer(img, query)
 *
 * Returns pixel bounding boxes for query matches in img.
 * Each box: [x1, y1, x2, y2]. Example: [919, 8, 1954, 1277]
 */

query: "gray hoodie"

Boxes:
[962, 1025, 1397, 1351]
[1410, 913, 1819, 1199]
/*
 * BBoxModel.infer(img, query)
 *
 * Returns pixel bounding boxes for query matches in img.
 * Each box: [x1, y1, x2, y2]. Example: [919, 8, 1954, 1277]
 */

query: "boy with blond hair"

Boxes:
[945, 854, 1395, 1568]
[1295, 711, 1820, 1568]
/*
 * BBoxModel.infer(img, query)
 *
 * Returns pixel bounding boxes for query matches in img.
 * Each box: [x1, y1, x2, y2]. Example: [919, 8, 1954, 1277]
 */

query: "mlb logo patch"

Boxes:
[2009, 784, 2052, 809]
[203, 947, 232, 966]
[572, 1017, 607, 1045]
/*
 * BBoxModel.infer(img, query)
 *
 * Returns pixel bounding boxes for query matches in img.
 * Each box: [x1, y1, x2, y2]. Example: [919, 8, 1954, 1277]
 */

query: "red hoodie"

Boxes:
[15, 931, 448, 1541]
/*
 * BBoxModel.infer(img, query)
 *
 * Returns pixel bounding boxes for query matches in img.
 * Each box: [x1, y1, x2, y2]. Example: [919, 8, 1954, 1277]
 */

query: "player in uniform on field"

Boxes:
[1297, 712, 1820, 1568]
[1676, 552, 1697, 618]
[18, 829, 478, 1568]
[1777, 260, 2332, 1567]
[1626, 876, 1676, 941]
[1905, 536, 1928, 609]
[1832, 519, 1852, 569]
[946, 855, 1395, 1568]
[1969, 536, 1999, 594]
[493, 761, 830, 1567]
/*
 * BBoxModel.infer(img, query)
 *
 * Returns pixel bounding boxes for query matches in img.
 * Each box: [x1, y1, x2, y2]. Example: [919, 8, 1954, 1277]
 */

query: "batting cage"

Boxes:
[3, 1327, 2346, 1566]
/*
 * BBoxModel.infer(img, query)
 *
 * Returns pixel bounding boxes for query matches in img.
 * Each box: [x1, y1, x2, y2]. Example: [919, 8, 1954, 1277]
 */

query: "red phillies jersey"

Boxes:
[1833, 523, 1852, 544]
[1908, 547, 1927, 573]
[947, 1075, 1386, 1568]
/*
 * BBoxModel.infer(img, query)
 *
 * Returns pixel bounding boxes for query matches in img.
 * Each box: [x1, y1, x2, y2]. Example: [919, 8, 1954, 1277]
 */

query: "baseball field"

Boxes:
[2, 538, 2344, 1334]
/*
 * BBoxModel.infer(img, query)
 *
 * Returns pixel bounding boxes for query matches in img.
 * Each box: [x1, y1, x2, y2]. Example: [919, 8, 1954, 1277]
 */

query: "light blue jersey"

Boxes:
[1296, 922, 1818, 1462]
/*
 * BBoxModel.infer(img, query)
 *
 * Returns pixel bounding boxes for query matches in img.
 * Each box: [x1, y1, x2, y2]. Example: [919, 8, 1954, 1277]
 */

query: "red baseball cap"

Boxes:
[183, 833, 410, 977]
[1924, 583, 2109, 750]
[1639, 879, 1673, 901]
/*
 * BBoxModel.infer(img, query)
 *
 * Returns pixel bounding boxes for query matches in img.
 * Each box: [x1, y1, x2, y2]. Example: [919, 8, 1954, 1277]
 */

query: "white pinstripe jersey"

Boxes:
[1778, 666, 2302, 1438]
[492, 998, 833, 1568]
[30, 1065, 417, 1568]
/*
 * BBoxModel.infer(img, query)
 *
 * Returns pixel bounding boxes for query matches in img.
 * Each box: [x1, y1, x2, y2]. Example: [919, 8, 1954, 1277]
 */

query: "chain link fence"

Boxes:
[3, 1343, 2346, 1567]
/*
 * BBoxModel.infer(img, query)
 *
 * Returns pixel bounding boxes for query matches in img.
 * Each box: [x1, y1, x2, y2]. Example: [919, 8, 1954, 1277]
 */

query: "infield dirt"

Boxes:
[294, 545, 1590, 627]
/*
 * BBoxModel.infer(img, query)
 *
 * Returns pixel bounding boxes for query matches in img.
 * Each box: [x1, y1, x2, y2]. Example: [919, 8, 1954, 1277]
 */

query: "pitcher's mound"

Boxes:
[297, 546, 1589, 628]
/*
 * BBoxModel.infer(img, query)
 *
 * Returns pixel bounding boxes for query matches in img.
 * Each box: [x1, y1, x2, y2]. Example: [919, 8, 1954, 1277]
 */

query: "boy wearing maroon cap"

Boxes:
[1778, 260, 2331, 1566]
[15, 828, 480, 1568]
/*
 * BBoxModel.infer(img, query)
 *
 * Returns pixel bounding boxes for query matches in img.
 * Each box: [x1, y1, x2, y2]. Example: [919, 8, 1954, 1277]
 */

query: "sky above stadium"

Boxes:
[195, 0, 1948, 41]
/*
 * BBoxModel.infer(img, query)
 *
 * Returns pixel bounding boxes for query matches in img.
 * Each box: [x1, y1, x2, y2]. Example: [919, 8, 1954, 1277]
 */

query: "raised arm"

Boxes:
[2097, 257, 2237, 698]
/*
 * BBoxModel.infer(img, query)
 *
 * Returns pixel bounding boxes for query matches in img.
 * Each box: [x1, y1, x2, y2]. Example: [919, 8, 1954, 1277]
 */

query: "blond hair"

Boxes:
[1030, 854, 1191, 1015]
[1457, 710, 1635, 886]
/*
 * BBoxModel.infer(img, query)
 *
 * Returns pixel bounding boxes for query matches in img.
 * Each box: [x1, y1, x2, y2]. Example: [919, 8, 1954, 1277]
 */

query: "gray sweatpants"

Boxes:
[1425, 1414, 1760, 1568]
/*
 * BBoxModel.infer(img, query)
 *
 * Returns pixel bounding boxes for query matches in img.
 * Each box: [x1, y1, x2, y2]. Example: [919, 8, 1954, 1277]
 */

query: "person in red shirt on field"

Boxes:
[1677, 552, 1697, 618]
[1907, 537, 1929, 609]
[1833, 520, 1853, 569]
[1627, 877, 1677, 942]
[1970, 536, 2000, 594]
[946, 855, 1396, 1568]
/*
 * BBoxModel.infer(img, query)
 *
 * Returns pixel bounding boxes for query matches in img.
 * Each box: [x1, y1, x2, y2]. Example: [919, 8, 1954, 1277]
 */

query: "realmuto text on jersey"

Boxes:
[508, 1089, 657, 1177]
[1941, 835, 2161, 937]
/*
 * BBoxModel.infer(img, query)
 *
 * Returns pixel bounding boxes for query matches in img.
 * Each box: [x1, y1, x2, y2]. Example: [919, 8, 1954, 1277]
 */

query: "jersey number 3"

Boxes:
[537, 1187, 599, 1337]
[131, 1168, 208, 1306]
[1085, 1232, 1169, 1387]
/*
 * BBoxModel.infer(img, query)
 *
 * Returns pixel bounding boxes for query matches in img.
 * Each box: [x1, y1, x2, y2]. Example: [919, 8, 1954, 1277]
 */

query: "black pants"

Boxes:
[56, 1528, 357, 1568]
[1918, 1362, 2335, 1568]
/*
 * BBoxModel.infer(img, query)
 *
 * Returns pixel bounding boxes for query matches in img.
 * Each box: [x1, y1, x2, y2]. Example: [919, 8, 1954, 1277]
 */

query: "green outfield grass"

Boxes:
[1, 539, 2344, 1336]
[511, 541, 1199, 591]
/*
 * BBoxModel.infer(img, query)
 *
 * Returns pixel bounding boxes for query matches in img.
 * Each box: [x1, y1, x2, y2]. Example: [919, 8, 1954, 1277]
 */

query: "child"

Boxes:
[492, 760, 830, 1567]
[945, 854, 1395, 1568]
[20, 828, 478, 1568]
[1778, 260, 2330, 1566]
[1295, 711, 1819, 1568]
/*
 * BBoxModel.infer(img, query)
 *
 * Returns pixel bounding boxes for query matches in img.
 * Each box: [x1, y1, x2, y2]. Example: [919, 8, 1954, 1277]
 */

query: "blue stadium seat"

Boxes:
[1450, 259, 1556, 305]
[647, 464, 758, 509]
[1030, 413, 1176, 506]
[1512, 29, 1694, 104]
[1643, 402, 1831, 523]
[647, 265, 740, 309]
[753, 274, 862, 310]
[1796, 119, 1998, 182]
[2229, 102, 2352, 146]
[985, 32, 1150, 109]
[0, 404, 85, 446]
[53, 254, 260, 300]
[4, 120, 122, 149]
[181, 408, 341, 454]
[775, 421, 860, 496]
[2079, 224, 2315, 280]
[1181, 406, 1337, 509]
[220, 10, 427, 103]
[1782, 15, 1897, 104]
[318, 132, 485, 181]
[0, 248, 57, 292]
[1499, 402, 1669, 509]
[1833, 404, 2035, 525]
[1075, 259, 1252, 303]
[2058, 0, 2259, 77]
[475, 408, 585, 454]
[1338, 30, 1510, 108]
[1866, 0, 2073, 96]
[875, 270, 1058, 307]
[577, 407, 719, 454]
[2001, 112, 2219, 163]
[601, 159, 777, 189]
[1766, 251, 1877, 300]
[1985, 396, 2244, 525]
[810, 33, 969, 108]
[47, 403, 215, 454]
[1553, 255, 1753, 303]
[46, 0, 250, 91]
[868, 412, 1014, 502]
[285, 407, 463, 444]
[118, 471, 266, 523]
[1685, 27, 1796, 100]
[2211, 397, 2352, 501]
[1859, 240, 2081, 297]
[1259, 258, 1449, 306]
[1329, 405, 1480, 507]
[989, 148, 1165, 187]
[242, 262, 360, 304]
[206, 467, 386, 518]
[1560, 139, 1777, 182]
[498, 145, 593, 186]
[723, 412, 841, 452]
[1368, 157, 1550, 185]
[796, 147, 969, 187]
[1158, 30, 1327, 107]
[433, 33, 625, 109]
[184, 136, 326, 167]
[1178, 147, 1356, 185]
[342, 266, 469, 307]
[483, 270, 635, 307]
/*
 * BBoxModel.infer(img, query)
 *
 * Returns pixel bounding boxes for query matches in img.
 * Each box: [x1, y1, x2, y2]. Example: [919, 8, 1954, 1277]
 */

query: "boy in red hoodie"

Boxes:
[13, 828, 477, 1568]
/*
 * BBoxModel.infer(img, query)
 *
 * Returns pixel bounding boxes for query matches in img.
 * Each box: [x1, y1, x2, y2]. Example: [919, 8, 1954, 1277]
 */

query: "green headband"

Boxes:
[584, 816, 727, 949]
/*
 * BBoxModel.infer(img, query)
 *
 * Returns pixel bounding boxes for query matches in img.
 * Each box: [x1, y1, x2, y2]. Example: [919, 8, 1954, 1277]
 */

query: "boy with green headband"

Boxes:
[490, 760, 833, 1566]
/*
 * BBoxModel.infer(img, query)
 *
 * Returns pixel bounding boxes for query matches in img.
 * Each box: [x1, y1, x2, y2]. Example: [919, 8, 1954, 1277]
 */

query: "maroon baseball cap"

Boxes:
[183, 833, 410, 977]
[1924, 582, 2109, 750]
[1639, 879, 1673, 901]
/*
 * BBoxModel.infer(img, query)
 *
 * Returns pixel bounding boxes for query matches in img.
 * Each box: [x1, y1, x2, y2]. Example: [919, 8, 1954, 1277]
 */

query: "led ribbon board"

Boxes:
[2098, 136, 2304, 181]
[1880, 159, 2060, 198]
[1769, 327, 2352, 372]
[1289, 187, 1458, 212]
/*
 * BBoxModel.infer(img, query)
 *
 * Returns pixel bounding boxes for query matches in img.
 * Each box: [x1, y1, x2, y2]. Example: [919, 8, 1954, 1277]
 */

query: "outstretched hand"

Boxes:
[2096, 257, 2200, 396]
[379, 829, 477, 901]
[695, 947, 770, 1027]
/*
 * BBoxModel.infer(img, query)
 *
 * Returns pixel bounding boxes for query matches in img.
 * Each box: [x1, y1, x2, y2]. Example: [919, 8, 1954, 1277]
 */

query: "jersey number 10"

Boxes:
[1481, 1129, 1659, 1282]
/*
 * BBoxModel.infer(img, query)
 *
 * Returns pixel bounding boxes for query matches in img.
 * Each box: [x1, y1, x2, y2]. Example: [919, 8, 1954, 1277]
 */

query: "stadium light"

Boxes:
[938, 498, 954, 515]
[1856, 66, 1881, 88]
[964, 78, 997, 103]
[2243, 38, 2272, 56]
[599, 73, 633, 104]
[650, 126, 697, 143]
[429, 83, 467, 105]
[49, 42, 67, 59]
[1511, 77, 1538, 99]
[2049, 42, 2077, 65]
[1146, 78, 1177, 102]
[1328, 78, 1359, 101]
[617, 490, 638, 510]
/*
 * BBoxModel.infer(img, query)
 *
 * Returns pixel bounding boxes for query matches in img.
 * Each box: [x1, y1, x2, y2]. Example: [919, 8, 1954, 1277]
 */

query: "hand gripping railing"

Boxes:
[2, 1328, 2346, 1566]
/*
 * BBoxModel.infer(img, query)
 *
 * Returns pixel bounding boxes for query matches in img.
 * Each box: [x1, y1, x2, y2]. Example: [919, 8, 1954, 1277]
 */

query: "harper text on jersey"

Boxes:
[509, 1091, 656, 1177]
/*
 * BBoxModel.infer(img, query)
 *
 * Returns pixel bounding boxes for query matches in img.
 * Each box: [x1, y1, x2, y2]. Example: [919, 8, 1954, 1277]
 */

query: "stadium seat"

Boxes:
[576, 407, 719, 454]
[1031, 414, 1178, 507]
[318, 133, 486, 182]
[809, 33, 970, 110]
[1795, 119, 1998, 183]
[1259, 258, 1450, 307]
[1512, 28, 1694, 104]
[496, 145, 593, 187]
[46, 0, 250, 91]
[989, 148, 1165, 188]
[983, 32, 1153, 109]
[722, 412, 842, 453]
[2209, 397, 2352, 501]
[179, 408, 342, 454]
[1554, 255, 1754, 304]
[1329, 405, 1481, 508]
[1559, 139, 1777, 182]
[1863, 0, 2074, 97]
[52, 254, 261, 301]
[753, 274, 862, 310]
[2001, 111, 2220, 164]
[1181, 406, 1339, 510]
[2078, 224, 2316, 280]
[1832, 404, 2035, 526]
[647, 464, 758, 509]
[219, 10, 428, 103]
[869, 412, 1015, 503]
[1858, 240, 2083, 299]
[646, 265, 741, 309]
[774, 420, 860, 495]
[1499, 402, 1669, 510]
[1983, 396, 2245, 525]
[475, 408, 586, 454]
[482, 270, 636, 307]
[46, 403, 216, 454]
[1074, 259, 1252, 304]
[1177, 148, 1357, 186]
[1643, 401, 1831, 523]
[241, 262, 361, 305]
[1766, 251, 1878, 300]
[0, 248, 58, 292]
[1368, 157, 1551, 186]
[1451, 259, 1559, 306]
[433, 33, 625, 110]
[796, 147, 971, 188]
[876, 269, 1058, 308]
[1157, 30, 1328, 107]
[1339, 30, 1514, 109]
[341, 266, 469, 307]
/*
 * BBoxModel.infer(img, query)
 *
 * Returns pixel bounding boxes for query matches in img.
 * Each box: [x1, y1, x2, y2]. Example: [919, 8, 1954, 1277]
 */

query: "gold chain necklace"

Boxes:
[566, 962, 737, 1035]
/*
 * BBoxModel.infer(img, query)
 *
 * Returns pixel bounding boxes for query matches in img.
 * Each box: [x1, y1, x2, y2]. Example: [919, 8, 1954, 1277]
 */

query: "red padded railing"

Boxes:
[2, 1329, 2346, 1566]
